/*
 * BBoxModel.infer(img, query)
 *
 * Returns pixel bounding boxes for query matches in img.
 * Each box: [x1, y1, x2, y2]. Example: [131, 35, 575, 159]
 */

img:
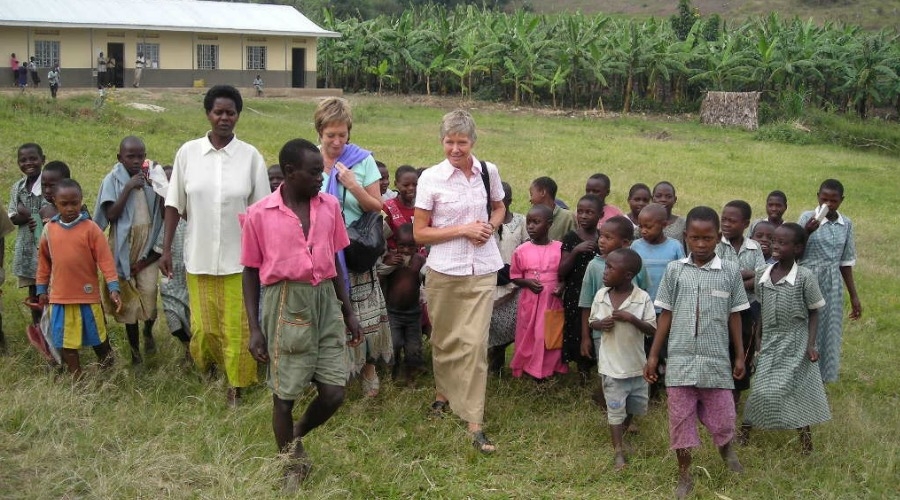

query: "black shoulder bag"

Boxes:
[480, 161, 511, 286]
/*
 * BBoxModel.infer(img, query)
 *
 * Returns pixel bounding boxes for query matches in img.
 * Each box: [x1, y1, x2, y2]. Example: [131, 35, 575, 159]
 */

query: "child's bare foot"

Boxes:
[613, 451, 627, 471]
[627, 421, 639, 434]
[675, 472, 693, 499]
[282, 454, 312, 492]
[362, 370, 380, 398]
[226, 387, 242, 408]
[718, 441, 744, 472]
[131, 352, 143, 365]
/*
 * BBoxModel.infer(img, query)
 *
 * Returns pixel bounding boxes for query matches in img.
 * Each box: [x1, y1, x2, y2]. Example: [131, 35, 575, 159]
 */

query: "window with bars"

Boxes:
[34, 40, 60, 68]
[137, 42, 160, 68]
[246, 46, 267, 71]
[197, 44, 218, 70]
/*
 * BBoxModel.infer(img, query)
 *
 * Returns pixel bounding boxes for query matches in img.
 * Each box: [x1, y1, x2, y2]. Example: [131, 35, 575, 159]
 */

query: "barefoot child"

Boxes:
[559, 195, 602, 380]
[749, 190, 787, 235]
[9, 143, 50, 330]
[587, 248, 656, 470]
[716, 200, 765, 407]
[798, 179, 861, 383]
[644, 206, 749, 499]
[584, 173, 624, 224]
[241, 139, 361, 489]
[159, 165, 192, 357]
[651, 181, 684, 245]
[529, 176, 574, 242]
[740, 223, 830, 453]
[379, 223, 426, 383]
[95, 136, 165, 365]
[36, 179, 121, 377]
[751, 220, 776, 263]
[510, 205, 568, 380]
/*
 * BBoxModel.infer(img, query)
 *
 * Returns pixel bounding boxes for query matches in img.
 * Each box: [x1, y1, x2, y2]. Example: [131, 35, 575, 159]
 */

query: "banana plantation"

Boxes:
[317, 5, 900, 118]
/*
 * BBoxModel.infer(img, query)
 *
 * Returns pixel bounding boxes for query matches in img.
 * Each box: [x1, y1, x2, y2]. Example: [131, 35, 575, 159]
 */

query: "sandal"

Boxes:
[428, 400, 449, 419]
[471, 431, 496, 454]
[362, 371, 380, 398]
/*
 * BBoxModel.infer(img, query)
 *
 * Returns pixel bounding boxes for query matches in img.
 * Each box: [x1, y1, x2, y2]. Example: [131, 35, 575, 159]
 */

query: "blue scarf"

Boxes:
[324, 144, 372, 293]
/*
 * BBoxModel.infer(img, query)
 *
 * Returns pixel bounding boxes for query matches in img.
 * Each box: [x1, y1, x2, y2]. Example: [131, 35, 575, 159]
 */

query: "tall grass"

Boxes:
[1, 90, 898, 498]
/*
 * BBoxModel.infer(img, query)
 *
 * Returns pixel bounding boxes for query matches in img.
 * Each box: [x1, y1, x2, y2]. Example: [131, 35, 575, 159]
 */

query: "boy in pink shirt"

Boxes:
[241, 138, 362, 490]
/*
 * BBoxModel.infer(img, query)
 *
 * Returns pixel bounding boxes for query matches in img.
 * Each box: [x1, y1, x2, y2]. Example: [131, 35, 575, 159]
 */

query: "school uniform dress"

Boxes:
[241, 190, 350, 399]
[743, 263, 831, 429]
[797, 211, 857, 383]
[509, 241, 567, 379]
[166, 133, 269, 388]
[8, 175, 49, 287]
[36, 215, 119, 349]
[663, 216, 686, 244]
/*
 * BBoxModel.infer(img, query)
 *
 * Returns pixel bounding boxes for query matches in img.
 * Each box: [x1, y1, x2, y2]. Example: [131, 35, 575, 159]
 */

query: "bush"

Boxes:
[755, 110, 900, 154]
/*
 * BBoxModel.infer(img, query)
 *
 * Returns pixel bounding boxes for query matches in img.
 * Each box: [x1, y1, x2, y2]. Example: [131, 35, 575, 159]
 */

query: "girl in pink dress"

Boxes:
[510, 205, 568, 380]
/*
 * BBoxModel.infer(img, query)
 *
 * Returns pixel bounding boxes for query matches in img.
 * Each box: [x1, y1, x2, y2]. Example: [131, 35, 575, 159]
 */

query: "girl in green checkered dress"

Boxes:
[740, 223, 831, 454]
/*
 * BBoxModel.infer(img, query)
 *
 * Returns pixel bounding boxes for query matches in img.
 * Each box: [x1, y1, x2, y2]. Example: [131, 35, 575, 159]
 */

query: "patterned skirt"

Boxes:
[344, 268, 393, 379]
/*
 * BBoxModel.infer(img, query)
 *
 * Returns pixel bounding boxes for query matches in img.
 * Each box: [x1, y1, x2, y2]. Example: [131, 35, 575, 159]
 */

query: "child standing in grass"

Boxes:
[798, 179, 861, 383]
[644, 206, 748, 499]
[558, 194, 602, 381]
[587, 248, 656, 470]
[36, 179, 121, 377]
[9, 143, 50, 330]
[241, 139, 361, 490]
[716, 200, 765, 407]
[379, 223, 426, 383]
[38, 161, 71, 222]
[739, 223, 830, 453]
[510, 205, 567, 380]
[652, 181, 685, 245]
[749, 190, 787, 236]
[529, 176, 574, 242]
[95, 137, 165, 365]
[584, 173, 624, 224]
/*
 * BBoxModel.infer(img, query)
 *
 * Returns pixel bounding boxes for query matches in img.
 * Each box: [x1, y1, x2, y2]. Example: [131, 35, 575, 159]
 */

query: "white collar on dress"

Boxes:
[678, 254, 723, 270]
[759, 261, 798, 286]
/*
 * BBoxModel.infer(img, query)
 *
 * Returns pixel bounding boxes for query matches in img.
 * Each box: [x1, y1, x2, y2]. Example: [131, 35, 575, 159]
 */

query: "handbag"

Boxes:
[544, 308, 565, 350]
[343, 191, 386, 273]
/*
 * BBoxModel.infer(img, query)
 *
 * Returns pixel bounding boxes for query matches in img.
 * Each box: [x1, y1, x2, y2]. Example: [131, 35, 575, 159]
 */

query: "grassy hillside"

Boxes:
[525, 0, 900, 30]
[0, 89, 898, 498]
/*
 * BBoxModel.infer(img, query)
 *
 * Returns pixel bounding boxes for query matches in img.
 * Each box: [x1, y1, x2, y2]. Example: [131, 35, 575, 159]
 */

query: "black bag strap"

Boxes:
[480, 160, 501, 237]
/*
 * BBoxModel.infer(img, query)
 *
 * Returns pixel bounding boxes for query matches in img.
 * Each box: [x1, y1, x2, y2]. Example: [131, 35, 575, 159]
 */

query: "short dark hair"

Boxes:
[603, 215, 634, 240]
[780, 222, 808, 246]
[395, 165, 417, 180]
[724, 200, 752, 221]
[767, 190, 787, 204]
[17, 142, 44, 158]
[278, 138, 320, 173]
[56, 178, 82, 195]
[532, 176, 558, 200]
[528, 204, 554, 221]
[752, 220, 775, 233]
[653, 181, 676, 196]
[578, 194, 604, 212]
[43, 161, 71, 178]
[588, 173, 611, 190]
[376, 160, 387, 171]
[819, 179, 844, 197]
[610, 247, 643, 276]
[396, 222, 414, 239]
[686, 206, 720, 232]
[203, 85, 243, 114]
[628, 183, 651, 198]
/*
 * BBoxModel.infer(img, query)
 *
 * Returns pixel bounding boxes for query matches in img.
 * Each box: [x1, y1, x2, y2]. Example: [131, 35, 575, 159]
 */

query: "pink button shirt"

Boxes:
[596, 204, 626, 227]
[241, 190, 349, 286]
[415, 157, 504, 276]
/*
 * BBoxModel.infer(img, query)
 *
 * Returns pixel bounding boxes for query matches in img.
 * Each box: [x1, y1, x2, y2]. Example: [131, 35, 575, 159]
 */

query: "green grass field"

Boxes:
[0, 89, 897, 498]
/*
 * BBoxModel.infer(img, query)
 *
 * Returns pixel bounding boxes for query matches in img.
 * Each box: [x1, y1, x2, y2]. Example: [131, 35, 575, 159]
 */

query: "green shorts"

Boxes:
[262, 280, 347, 400]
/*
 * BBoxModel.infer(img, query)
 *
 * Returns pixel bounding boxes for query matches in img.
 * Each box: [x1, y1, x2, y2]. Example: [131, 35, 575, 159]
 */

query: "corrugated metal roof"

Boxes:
[0, 0, 339, 38]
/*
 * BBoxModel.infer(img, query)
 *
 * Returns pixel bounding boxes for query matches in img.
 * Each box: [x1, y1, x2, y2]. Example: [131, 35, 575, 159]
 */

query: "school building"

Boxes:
[0, 0, 338, 88]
